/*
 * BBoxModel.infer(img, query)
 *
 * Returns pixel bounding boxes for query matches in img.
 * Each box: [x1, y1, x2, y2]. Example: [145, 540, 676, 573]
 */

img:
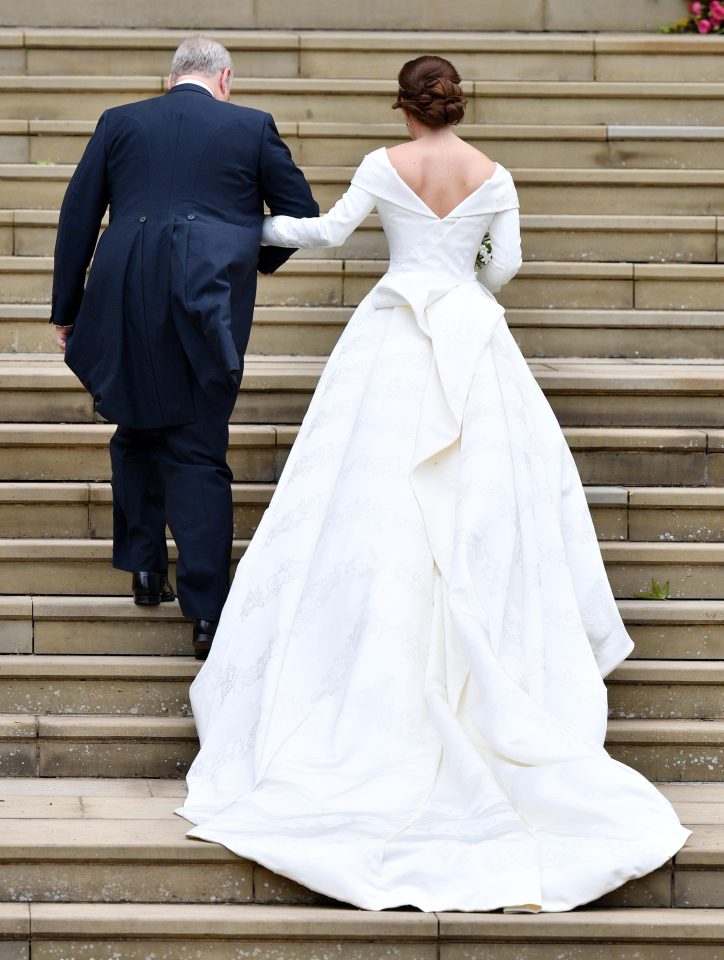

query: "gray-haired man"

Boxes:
[51, 36, 318, 658]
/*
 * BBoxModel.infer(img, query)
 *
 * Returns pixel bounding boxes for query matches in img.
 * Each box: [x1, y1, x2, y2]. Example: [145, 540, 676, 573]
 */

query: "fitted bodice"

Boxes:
[357, 148, 520, 284]
[377, 199, 495, 281]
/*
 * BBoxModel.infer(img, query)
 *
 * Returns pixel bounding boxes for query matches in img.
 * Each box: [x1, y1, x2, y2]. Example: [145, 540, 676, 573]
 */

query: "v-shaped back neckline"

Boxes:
[382, 148, 500, 221]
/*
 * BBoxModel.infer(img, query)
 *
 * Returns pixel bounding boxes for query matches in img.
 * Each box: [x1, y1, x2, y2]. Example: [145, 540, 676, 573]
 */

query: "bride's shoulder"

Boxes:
[349, 147, 389, 194]
[355, 146, 389, 173]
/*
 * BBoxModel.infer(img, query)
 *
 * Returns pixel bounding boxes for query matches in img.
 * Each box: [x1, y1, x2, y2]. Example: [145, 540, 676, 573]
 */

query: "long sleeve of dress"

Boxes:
[476, 206, 522, 294]
[262, 179, 376, 249]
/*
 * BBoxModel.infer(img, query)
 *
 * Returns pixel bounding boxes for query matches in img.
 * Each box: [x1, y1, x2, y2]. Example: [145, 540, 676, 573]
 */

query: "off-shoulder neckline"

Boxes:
[380, 147, 501, 221]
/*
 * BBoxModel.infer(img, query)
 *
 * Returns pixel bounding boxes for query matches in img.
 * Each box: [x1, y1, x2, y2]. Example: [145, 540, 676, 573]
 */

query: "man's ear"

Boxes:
[167, 74, 174, 90]
[221, 67, 232, 100]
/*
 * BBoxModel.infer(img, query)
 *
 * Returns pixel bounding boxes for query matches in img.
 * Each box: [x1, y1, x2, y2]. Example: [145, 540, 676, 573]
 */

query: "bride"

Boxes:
[178, 55, 689, 913]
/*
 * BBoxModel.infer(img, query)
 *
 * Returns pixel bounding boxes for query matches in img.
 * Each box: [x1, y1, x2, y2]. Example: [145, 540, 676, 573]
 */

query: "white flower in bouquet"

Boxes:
[475, 232, 493, 270]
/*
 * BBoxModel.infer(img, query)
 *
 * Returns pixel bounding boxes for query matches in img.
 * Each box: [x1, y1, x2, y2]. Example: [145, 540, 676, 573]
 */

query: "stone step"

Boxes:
[0, 423, 285, 483]
[1, 712, 721, 782]
[0, 782, 718, 907]
[625, 488, 724, 543]
[566, 428, 722, 488]
[0, 481, 273, 540]
[2, 354, 723, 428]
[0, 0, 689, 31]
[603, 542, 724, 600]
[0, 423, 719, 487]
[1, 482, 723, 544]
[608, 661, 724, 721]
[5, 208, 722, 264]
[5, 255, 724, 316]
[0, 714, 198, 778]
[621, 600, 724, 661]
[2, 31, 722, 83]
[1, 77, 724, 126]
[4, 904, 724, 960]
[0, 654, 198, 716]
[2, 537, 722, 598]
[607, 719, 724, 783]
[0, 652, 720, 718]
[5, 120, 724, 169]
[2, 596, 722, 659]
[3, 303, 723, 359]
[0, 538, 245, 595]
[4, 164, 724, 217]
[508, 309, 724, 361]
[0, 642, 721, 728]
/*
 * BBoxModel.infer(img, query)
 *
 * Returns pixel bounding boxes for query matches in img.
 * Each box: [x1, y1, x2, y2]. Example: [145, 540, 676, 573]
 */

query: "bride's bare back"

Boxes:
[386, 135, 497, 220]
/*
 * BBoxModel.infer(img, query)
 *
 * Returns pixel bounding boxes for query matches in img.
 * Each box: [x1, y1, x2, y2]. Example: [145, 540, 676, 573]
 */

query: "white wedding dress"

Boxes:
[178, 147, 689, 912]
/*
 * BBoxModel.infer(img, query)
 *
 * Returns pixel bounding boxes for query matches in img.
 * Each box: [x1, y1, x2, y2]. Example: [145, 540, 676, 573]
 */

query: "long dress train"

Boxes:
[178, 148, 690, 912]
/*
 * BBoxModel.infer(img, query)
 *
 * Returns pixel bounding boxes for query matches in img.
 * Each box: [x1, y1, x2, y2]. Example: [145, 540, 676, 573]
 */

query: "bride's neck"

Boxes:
[406, 119, 458, 143]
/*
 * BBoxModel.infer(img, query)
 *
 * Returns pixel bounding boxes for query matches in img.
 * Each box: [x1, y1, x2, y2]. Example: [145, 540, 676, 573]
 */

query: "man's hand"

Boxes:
[55, 324, 74, 352]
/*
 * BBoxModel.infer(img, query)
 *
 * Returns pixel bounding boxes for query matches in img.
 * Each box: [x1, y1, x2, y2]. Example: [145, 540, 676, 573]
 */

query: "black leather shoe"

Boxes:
[193, 619, 217, 661]
[132, 571, 176, 606]
[159, 576, 176, 603]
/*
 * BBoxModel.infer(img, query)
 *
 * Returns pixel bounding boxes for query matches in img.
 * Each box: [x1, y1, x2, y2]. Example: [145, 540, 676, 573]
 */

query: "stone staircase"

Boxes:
[1, 10, 724, 958]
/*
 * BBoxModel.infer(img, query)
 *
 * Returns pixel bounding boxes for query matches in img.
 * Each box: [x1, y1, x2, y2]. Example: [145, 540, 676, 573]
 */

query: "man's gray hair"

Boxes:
[170, 36, 233, 83]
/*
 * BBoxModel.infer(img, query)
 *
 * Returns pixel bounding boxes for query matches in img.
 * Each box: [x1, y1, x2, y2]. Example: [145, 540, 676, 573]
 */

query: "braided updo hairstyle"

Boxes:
[392, 55, 467, 128]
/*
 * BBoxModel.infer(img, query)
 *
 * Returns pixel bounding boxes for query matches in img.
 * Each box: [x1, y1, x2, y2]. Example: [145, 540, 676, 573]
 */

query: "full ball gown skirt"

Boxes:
[178, 149, 690, 912]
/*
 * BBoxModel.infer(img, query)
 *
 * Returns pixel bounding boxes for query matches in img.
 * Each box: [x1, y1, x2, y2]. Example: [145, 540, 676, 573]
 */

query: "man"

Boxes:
[51, 36, 318, 659]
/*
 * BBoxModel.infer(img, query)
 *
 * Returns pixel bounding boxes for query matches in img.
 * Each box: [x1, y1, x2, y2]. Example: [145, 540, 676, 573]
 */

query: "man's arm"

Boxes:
[257, 114, 319, 276]
[51, 110, 110, 334]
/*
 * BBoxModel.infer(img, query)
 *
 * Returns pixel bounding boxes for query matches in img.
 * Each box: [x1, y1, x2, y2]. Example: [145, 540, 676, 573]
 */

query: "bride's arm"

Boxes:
[262, 180, 376, 249]
[476, 207, 523, 294]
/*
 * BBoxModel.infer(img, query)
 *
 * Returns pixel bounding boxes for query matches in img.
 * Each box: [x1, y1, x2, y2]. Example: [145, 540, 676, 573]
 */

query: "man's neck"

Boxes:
[174, 76, 215, 97]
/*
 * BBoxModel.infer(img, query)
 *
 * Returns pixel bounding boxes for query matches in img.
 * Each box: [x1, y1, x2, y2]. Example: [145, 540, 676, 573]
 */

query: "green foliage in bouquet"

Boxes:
[661, 1, 724, 33]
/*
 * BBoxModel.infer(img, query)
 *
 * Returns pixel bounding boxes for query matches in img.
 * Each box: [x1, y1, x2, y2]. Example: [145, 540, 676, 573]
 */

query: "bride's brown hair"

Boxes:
[392, 55, 467, 128]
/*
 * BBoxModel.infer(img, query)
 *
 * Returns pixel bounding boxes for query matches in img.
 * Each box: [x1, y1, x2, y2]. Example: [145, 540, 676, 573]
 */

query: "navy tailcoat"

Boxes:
[51, 84, 318, 429]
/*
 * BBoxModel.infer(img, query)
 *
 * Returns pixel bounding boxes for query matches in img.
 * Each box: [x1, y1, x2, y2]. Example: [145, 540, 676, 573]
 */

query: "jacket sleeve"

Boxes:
[50, 110, 110, 326]
[475, 209, 523, 294]
[261, 178, 376, 249]
[257, 114, 319, 275]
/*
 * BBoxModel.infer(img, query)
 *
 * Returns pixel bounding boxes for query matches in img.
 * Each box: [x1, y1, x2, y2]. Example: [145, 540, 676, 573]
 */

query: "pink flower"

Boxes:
[697, 16, 713, 30]
[689, 1, 702, 13]
[709, 0, 724, 21]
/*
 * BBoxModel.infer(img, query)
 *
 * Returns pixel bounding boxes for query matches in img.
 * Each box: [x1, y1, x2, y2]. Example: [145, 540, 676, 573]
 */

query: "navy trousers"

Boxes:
[109, 377, 238, 621]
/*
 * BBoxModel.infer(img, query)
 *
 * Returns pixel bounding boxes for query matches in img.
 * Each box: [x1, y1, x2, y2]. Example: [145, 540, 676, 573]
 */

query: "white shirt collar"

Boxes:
[174, 78, 215, 96]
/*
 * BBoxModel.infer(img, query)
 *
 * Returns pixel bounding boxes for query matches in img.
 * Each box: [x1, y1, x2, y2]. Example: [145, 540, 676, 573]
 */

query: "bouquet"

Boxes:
[662, 1, 724, 33]
[475, 233, 492, 270]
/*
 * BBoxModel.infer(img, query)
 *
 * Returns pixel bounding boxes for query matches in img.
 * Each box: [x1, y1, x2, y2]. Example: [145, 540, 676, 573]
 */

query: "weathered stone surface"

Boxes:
[675, 869, 724, 908]
[0, 739, 36, 776]
[592, 864, 672, 908]
[0, 863, 252, 904]
[621, 600, 724, 659]
[252, 866, 322, 905]
[608, 663, 724, 720]
[0, 596, 32, 654]
[0, 654, 198, 715]
[602, 542, 724, 599]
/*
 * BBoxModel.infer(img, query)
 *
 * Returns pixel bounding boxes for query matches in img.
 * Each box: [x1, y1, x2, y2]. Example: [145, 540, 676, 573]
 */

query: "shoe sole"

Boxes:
[133, 595, 161, 607]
